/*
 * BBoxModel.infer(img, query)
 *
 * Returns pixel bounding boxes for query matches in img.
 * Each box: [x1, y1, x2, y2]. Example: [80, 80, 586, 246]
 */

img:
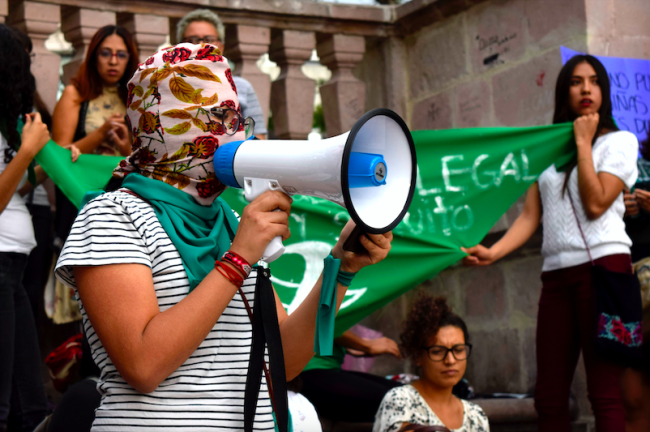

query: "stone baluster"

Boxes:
[225, 25, 271, 126]
[9, 1, 61, 113]
[0, 0, 7, 23]
[60, 6, 115, 85]
[168, 17, 181, 45]
[316, 34, 366, 137]
[269, 29, 315, 140]
[117, 13, 169, 62]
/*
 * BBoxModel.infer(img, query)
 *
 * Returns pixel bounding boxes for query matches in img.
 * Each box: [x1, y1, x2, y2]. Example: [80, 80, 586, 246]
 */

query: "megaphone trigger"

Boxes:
[243, 177, 284, 201]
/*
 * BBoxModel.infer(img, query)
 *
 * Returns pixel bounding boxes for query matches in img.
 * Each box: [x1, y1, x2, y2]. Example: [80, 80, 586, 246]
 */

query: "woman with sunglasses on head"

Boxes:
[463, 56, 638, 432]
[374, 295, 489, 432]
[52, 25, 138, 157]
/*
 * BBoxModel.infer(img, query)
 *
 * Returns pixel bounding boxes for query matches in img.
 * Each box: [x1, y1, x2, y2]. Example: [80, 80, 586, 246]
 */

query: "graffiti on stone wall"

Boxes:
[476, 32, 518, 67]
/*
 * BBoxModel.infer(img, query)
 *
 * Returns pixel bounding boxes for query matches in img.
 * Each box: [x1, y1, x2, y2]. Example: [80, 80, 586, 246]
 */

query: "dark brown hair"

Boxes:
[70, 25, 139, 104]
[0, 24, 34, 151]
[8, 27, 52, 129]
[553, 55, 619, 194]
[400, 294, 469, 362]
[640, 137, 650, 161]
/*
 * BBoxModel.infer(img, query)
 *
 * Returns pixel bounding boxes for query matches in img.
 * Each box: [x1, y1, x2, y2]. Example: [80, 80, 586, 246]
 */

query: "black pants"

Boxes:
[0, 252, 47, 431]
[47, 379, 101, 432]
[299, 369, 401, 423]
[23, 204, 53, 320]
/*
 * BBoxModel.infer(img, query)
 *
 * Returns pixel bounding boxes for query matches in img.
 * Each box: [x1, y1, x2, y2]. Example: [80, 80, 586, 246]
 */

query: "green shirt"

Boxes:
[303, 344, 347, 372]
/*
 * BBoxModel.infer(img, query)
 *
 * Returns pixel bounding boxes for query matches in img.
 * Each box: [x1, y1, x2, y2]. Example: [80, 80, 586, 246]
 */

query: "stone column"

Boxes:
[225, 25, 271, 125]
[316, 34, 366, 137]
[60, 6, 115, 85]
[117, 13, 169, 62]
[169, 16, 181, 45]
[9, 1, 61, 113]
[0, 0, 7, 23]
[269, 29, 315, 140]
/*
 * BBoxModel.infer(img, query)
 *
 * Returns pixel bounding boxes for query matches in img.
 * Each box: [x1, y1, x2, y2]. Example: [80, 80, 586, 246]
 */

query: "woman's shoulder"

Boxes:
[383, 384, 418, 400]
[379, 385, 423, 411]
[60, 85, 83, 105]
[460, 400, 490, 428]
[599, 130, 639, 148]
[80, 189, 154, 222]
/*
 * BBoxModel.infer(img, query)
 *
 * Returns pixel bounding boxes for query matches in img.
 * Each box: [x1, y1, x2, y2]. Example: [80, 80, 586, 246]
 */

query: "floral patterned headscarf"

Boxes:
[113, 43, 245, 205]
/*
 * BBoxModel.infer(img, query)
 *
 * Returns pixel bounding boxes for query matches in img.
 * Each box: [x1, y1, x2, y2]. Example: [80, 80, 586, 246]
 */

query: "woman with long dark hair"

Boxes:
[0, 23, 50, 431]
[462, 55, 639, 431]
[51, 25, 139, 254]
[52, 25, 138, 157]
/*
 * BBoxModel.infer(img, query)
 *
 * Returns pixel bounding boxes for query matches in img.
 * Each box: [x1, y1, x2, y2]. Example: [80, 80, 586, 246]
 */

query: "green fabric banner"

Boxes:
[37, 124, 576, 334]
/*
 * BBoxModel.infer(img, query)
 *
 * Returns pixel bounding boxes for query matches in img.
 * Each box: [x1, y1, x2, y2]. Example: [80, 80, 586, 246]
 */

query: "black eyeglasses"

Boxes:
[422, 344, 472, 362]
[183, 36, 221, 45]
[97, 49, 130, 62]
[207, 107, 255, 139]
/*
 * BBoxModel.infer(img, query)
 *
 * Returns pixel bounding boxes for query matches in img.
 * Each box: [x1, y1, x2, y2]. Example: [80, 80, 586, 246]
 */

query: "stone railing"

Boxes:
[1, 0, 488, 139]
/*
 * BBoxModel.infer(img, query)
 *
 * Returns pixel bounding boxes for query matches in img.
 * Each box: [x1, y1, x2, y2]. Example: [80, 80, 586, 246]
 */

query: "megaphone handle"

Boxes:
[261, 236, 285, 263]
[342, 225, 368, 254]
[243, 177, 287, 263]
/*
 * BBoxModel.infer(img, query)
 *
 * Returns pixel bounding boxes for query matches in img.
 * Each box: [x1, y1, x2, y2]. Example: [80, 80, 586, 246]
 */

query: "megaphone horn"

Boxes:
[214, 108, 417, 263]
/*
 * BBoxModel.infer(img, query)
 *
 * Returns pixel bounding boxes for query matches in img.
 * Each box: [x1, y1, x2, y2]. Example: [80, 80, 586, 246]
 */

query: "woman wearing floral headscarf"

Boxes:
[54, 43, 393, 432]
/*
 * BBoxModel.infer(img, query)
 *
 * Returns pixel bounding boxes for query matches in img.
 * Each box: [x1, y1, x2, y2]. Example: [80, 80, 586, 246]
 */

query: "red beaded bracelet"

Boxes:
[214, 261, 244, 288]
[222, 251, 252, 278]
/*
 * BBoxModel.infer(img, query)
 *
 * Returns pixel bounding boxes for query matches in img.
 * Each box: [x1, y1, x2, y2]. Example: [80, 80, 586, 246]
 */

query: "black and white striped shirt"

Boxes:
[55, 190, 274, 431]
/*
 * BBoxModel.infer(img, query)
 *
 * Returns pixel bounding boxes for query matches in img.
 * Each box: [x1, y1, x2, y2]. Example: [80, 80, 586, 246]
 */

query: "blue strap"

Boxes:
[314, 254, 356, 355]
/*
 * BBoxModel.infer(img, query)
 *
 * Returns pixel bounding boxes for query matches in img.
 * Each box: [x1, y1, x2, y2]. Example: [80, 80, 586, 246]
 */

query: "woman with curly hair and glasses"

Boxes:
[374, 295, 489, 432]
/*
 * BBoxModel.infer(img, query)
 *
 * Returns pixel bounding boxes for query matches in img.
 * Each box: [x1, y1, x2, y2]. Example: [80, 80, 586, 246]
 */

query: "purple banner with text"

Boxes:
[561, 46, 650, 146]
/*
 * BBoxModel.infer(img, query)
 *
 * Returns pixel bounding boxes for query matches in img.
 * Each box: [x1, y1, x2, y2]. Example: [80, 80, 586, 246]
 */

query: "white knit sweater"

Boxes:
[539, 131, 639, 272]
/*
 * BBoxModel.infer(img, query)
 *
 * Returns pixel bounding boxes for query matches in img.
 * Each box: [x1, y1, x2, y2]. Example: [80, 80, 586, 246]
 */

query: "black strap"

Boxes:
[244, 267, 288, 432]
[567, 190, 595, 265]
[73, 101, 89, 142]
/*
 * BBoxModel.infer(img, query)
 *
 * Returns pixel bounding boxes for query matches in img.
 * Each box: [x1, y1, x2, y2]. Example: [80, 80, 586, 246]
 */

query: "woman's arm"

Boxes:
[462, 182, 542, 266]
[75, 263, 243, 393]
[74, 190, 292, 394]
[0, 113, 50, 213]
[273, 221, 393, 380]
[52, 85, 114, 154]
[574, 114, 626, 220]
[18, 146, 80, 197]
[335, 330, 401, 358]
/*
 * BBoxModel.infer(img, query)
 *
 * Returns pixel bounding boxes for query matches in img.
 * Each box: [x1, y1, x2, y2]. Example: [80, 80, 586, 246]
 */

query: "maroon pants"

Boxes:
[535, 254, 632, 432]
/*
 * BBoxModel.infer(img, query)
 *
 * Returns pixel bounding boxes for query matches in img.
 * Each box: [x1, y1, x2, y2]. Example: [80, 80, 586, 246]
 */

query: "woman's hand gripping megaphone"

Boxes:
[229, 190, 293, 266]
[332, 220, 393, 273]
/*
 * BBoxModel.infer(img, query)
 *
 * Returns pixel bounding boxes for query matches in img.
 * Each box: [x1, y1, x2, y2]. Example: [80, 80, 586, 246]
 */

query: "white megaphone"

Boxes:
[214, 108, 417, 263]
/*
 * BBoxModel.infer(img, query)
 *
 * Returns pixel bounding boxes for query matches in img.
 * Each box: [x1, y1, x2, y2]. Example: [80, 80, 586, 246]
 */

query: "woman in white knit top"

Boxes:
[462, 55, 638, 432]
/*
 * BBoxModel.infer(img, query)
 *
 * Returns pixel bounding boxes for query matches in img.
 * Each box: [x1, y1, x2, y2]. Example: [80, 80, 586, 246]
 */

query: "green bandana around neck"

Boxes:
[122, 173, 239, 291]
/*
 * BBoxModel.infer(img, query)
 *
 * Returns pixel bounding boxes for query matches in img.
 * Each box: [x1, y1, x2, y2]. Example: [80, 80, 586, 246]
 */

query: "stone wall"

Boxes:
[586, 0, 650, 59]
[357, 0, 650, 421]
